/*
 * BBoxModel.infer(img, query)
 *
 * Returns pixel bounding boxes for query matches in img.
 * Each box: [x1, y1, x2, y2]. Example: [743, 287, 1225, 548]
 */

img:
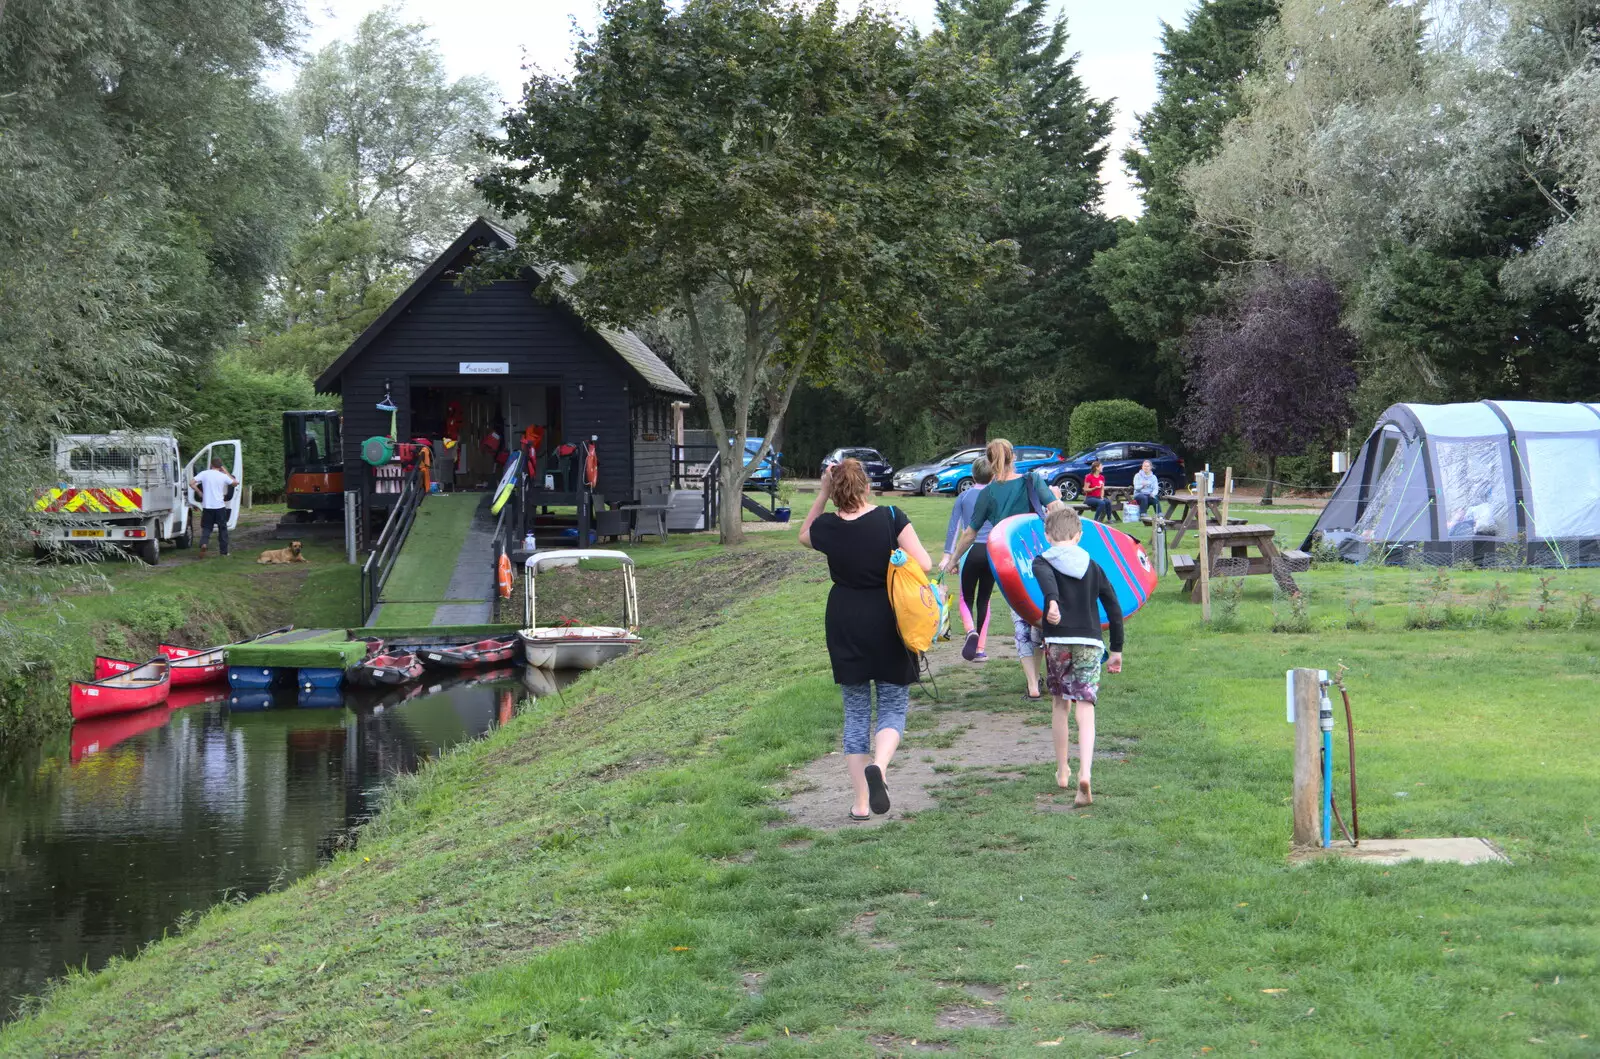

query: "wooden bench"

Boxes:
[1278, 548, 1312, 573]
[1171, 553, 1196, 582]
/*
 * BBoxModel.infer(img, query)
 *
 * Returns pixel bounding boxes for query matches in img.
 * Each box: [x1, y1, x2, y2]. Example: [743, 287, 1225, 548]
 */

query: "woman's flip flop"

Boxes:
[864, 764, 891, 815]
[847, 810, 872, 822]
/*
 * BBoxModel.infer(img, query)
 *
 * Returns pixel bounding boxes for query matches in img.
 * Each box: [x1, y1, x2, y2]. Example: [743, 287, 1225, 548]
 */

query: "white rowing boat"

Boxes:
[518, 549, 642, 670]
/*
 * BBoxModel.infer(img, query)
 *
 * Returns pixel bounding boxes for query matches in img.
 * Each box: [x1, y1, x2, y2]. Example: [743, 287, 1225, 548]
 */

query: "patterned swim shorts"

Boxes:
[1043, 643, 1103, 704]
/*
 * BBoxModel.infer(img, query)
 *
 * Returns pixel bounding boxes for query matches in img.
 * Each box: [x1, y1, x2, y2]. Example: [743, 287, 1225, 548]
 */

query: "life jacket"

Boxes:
[496, 552, 513, 599]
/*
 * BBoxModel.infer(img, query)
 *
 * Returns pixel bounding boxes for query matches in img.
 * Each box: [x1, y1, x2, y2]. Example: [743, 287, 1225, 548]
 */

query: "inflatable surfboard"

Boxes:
[490, 451, 522, 515]
[987, 514, 1157, 627]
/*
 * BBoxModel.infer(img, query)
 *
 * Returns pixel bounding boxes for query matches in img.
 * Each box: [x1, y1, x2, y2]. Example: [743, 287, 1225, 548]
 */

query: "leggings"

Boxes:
[841, 682, 909, 755]
[960, 551, 996, 642]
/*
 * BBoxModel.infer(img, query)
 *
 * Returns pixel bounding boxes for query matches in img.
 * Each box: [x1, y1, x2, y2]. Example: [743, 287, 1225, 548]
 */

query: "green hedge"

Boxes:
[181, 355, 324, 499]
[1067, 400, 1159, 456]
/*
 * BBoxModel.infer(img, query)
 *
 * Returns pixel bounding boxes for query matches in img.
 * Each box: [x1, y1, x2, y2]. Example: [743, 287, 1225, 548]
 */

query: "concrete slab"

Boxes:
[1300, 837, 1510, 866]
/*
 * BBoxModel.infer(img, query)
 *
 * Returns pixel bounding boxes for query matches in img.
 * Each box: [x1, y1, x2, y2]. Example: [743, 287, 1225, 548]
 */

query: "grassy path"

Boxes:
[3, 501, 1597, 1055]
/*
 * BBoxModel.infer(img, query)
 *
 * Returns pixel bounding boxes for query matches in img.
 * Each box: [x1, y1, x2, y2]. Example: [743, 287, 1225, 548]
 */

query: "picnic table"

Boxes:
[1151, 493, 1230, 548]
[1170, 522, 1312, 602]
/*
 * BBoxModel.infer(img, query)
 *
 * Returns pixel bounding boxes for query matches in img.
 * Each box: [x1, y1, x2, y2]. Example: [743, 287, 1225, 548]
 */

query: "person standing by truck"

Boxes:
[191, 458, 237, 558]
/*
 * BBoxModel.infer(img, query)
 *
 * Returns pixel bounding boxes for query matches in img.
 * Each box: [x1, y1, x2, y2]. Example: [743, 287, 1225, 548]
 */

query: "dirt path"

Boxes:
[775, 635, 1134, 831]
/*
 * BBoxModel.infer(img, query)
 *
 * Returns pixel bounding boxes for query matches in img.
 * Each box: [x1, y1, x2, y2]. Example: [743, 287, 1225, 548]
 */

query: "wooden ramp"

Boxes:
[367, 492, 497, 627]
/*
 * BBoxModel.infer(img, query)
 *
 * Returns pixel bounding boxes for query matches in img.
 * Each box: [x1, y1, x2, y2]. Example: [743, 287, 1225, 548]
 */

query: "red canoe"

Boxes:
[159, 625, 297, 686]
[71, 659, 171, 721]
[70, 704, 174, 763]
[418, 636, 519, 670]
[155, 645, 227, 686]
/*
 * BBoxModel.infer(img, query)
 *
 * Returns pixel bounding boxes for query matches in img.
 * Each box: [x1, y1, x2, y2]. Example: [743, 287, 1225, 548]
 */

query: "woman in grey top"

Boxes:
[1132, 460, 1161, 516]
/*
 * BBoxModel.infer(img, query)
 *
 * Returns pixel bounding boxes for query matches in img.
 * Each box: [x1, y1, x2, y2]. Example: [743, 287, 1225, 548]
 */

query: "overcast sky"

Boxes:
[282, 0, 1199, 218]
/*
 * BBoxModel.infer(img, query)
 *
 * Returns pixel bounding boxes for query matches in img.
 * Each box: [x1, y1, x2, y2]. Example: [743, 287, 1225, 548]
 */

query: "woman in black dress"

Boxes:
[799, 458, 932, 819]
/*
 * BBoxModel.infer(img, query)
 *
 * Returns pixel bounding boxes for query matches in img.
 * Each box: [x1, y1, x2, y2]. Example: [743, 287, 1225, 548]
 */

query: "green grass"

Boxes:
[0, 513, 360, 741]
[3, 499, 1598, 1055]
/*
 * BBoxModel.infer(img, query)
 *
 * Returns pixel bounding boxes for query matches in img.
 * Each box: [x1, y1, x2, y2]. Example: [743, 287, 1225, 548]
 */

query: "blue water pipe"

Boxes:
[1318, 671, 1334, 848]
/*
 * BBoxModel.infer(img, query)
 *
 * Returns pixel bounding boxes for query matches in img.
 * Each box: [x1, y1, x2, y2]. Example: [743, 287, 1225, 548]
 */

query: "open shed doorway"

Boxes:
[409, 381, 561, 491]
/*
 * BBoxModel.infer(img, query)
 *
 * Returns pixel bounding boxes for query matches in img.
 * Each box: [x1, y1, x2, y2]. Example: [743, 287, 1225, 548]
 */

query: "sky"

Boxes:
[283, 0, 1200, 218]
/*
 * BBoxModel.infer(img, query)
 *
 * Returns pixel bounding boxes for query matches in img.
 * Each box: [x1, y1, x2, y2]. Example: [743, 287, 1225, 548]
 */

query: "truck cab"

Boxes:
[34, 434, 241, 564]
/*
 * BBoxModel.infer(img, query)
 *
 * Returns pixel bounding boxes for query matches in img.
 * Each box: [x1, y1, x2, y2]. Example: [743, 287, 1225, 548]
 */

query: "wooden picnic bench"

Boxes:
[1155, 492, 1233, 548]
[1173, 522, 1312, 602]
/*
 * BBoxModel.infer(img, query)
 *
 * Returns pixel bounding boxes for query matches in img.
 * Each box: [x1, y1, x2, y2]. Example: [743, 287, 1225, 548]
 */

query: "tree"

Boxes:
[1089, 0, 1277, 418]
[290, 7, 498, 282]
[845, 0, 1117, 443]
[1182, 267, 1358, 503]
[1181, 0, 1598, 416]
[481, 0, 1008, 543]
[0, 0, 307, 593]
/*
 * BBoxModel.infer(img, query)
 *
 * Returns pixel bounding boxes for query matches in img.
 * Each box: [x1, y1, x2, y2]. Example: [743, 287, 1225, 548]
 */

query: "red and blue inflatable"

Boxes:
[987, 514, 1157, 627]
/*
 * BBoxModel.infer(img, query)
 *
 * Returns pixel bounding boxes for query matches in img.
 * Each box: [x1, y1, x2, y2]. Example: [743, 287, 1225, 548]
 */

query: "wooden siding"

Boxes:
[336, 276, 644, 502]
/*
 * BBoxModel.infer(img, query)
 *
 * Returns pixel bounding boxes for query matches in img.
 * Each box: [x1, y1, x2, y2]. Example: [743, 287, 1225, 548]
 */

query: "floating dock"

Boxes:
[223, 625, 522, 691]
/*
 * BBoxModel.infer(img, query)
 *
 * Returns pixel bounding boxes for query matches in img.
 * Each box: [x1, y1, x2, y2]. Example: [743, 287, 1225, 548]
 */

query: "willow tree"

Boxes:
[480, 0, 1008, 543]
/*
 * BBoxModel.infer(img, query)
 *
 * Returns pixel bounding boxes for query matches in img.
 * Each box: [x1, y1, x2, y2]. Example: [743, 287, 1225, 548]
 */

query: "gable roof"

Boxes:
[314, 217, 692, 397]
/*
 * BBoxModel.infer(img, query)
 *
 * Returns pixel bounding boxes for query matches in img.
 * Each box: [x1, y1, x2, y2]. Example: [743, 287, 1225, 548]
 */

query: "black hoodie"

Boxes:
[1031, 543, 1125, 652]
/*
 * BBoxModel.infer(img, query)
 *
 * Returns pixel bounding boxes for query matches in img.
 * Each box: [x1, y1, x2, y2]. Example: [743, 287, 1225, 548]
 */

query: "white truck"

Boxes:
[33, 434, 242, 564]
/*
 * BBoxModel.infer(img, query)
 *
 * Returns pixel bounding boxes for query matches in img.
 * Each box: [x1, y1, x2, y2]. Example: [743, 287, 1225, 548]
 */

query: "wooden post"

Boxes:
[1220, 466, 1232, 526]
[1292, 668, 1323, 848]
[1195, 472, 1211, 620]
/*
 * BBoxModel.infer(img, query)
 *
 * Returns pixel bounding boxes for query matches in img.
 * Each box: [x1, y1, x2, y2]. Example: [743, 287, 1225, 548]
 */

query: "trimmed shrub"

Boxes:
[1068, 400, 1159, 456]
[181, 355, 324, 499]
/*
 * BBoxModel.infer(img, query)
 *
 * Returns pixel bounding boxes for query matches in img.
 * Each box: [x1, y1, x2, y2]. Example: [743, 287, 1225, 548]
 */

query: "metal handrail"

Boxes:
[361, 465, 422, 621]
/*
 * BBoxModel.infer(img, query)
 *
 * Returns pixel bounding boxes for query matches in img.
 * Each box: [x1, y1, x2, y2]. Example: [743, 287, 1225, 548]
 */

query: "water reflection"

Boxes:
[0, 667, 578, 1022]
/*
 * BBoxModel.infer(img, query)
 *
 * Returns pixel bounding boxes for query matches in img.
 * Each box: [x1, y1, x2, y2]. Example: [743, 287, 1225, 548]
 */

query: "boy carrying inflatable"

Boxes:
[1032, 506, 1124, 806]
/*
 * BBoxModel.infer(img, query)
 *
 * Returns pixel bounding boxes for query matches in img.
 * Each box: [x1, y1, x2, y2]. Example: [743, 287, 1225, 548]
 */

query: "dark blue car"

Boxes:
[1046, 441, 1184, 501]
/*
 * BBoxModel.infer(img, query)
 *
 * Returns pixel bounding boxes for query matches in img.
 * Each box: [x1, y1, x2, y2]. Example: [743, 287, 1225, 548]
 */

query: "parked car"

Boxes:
[820, 447, 895, 490]
[933, 445, 1063, 494]
[1045, 441, 1184, 501]
[892, 446, 985, 495]
[742, 437, 781, 487]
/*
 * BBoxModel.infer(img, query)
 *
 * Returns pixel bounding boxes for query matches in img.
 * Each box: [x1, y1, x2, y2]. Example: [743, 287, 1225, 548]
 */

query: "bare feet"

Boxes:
[1074, 778, 1093, 807]
[1056, 768, 1072, 789]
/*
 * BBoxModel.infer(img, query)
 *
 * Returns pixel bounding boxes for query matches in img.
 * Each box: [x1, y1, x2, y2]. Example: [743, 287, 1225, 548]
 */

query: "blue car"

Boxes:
[742, 437, 781, 487]
[933, 446, 1063, 494]
[1045, 441, 1184, 501]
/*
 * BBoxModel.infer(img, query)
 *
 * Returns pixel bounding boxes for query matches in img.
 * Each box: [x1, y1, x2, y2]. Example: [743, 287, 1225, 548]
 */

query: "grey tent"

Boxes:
[1307, 400, 1600, 565]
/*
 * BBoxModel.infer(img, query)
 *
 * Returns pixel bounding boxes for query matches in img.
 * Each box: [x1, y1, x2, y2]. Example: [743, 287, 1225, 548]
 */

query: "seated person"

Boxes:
[1132, 459, 1160, 516]
[1083, 461, 1111, 521]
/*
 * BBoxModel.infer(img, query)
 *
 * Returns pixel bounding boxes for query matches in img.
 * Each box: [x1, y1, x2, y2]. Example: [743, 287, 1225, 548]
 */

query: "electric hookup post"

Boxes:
[1287, 667, 1360, 851]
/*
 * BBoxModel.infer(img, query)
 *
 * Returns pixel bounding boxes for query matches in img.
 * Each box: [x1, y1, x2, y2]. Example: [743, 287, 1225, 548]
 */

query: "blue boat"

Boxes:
[228, 666, 285, 690]
[298, 667, 344, 690]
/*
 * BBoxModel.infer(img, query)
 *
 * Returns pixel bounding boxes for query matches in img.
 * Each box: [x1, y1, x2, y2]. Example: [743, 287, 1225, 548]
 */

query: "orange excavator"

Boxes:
[275, 410, 345, 539]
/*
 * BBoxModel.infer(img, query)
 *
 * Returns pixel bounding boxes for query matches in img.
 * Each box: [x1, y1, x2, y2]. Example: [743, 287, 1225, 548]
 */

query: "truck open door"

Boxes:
[183, 440, 244, 529]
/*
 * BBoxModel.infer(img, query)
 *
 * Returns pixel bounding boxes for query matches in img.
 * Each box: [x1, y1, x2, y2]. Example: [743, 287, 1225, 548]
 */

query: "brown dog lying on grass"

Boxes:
[257, 541, 307, 564]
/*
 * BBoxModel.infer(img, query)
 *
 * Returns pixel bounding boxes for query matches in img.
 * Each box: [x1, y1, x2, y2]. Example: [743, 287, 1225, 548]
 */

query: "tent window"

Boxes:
[1353, 448, 1411, 540]
[1523, 436, 1600, 538]
[1435, 438, 1511, 538]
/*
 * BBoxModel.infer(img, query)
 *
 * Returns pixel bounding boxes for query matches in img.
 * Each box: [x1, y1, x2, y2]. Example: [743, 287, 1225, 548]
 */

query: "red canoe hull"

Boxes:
[70, 705, 174, 763]
[71, 660, 171, 721]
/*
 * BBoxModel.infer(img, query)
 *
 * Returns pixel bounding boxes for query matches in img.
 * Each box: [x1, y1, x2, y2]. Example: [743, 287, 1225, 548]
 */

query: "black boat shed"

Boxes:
[315, 218, 693, 522]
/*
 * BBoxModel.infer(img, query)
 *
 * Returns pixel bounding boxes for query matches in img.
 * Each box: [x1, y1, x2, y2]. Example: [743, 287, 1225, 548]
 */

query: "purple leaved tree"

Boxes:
[1182, 267, 1358, 504]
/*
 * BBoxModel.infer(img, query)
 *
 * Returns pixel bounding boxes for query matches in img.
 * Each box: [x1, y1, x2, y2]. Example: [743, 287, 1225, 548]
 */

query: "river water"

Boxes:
[0, 667, 573, 1022]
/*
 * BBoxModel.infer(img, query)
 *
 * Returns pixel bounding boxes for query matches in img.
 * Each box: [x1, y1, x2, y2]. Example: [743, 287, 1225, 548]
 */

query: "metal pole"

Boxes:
[344, 491, 358, 565]
[1319, 672, 1335, 848]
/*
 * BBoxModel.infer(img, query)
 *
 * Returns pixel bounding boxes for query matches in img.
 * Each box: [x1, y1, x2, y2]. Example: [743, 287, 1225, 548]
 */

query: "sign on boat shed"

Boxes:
[315, 218, 693, 523]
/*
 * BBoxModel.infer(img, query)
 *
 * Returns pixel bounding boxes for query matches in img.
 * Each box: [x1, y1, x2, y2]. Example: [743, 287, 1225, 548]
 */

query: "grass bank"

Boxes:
[0, 509, 360, 745]
[3, 497, 1597, 1055]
